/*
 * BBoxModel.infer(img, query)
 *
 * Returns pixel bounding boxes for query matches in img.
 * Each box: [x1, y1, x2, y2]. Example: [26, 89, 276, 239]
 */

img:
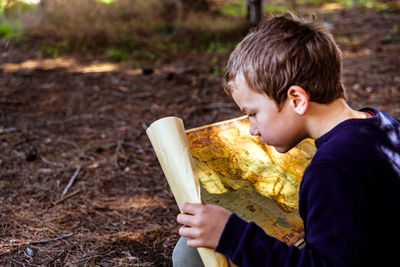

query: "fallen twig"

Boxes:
[1, 233, 74, 247]
[55, 139, 81, 150]
[29, 232, 75, 245]
[61, 166, 81, 198]
[54, 189, 81, 205]
[0, 127, 17, 134]
[41, 156, 65, 168]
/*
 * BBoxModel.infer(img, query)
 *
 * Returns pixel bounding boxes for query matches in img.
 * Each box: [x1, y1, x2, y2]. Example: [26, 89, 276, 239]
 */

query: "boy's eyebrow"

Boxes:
[241, 107, 248, 113]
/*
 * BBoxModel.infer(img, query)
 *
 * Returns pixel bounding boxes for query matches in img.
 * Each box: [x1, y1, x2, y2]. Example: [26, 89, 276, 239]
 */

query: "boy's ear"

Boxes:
[287, 85, 309, 115]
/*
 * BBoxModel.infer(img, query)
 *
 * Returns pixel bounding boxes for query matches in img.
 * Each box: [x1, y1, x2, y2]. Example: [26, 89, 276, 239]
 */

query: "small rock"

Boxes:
[25, 146, 38, 161]
[142, 67, 154, 75]
[166, 72, 174, 80]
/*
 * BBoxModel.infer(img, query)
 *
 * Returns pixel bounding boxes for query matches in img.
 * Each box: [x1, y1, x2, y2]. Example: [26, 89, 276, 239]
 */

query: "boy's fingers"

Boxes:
[181, 202, 202, 214]
[178, 226, 198, 239]
[176, 213, 194, 226]
[186, 238, 203, 248]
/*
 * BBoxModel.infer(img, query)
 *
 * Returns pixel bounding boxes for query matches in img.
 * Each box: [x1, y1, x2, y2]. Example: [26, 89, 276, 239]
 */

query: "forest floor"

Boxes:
[0, 7, 399, 266]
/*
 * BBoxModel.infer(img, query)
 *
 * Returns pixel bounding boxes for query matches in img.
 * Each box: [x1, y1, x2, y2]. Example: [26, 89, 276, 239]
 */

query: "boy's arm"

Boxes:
[177, 160, 378, 267]
[176, 203, 309, 266]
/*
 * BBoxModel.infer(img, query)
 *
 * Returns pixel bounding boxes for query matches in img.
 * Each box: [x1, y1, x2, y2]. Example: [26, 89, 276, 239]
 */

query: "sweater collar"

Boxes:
[315, 107, 380, 149]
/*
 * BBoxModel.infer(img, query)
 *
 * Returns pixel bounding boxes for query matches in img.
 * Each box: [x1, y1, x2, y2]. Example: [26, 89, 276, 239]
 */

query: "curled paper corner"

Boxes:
[146, 116, 201, 210]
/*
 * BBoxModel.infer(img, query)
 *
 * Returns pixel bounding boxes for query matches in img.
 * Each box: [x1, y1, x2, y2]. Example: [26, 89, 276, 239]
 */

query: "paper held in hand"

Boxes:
[146, 116, 230, 267]
[146, 116, 316, 267]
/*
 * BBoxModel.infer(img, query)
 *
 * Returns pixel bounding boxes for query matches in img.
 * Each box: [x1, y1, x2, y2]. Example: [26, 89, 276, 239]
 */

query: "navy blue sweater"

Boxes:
[216, 108, 400, 266]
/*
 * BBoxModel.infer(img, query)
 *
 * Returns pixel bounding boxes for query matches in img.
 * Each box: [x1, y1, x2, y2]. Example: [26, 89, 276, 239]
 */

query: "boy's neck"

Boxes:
[305, 98, 370, 140]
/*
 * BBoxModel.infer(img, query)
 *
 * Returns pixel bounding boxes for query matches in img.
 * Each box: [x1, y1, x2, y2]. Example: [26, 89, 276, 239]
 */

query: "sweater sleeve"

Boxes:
[215, 161, 373, 267]
[215, 213, 307, 267]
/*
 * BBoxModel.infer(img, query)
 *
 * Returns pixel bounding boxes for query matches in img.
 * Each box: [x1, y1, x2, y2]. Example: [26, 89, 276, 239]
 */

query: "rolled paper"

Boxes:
[146, 116, 231, 267]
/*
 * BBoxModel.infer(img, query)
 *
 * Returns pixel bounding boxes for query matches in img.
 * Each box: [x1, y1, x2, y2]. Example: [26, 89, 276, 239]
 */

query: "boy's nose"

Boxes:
[250, 124, 260, 136]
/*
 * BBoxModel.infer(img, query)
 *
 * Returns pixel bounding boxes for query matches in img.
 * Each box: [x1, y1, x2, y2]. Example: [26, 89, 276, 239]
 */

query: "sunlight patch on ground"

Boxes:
[96, 195, 170, 210]
[0, 57, 145, 75]
[103, 231, 142, 240]
[321, 3, 346, 11]
[80, 63, 118, 73]
[2, 58, 76, 72]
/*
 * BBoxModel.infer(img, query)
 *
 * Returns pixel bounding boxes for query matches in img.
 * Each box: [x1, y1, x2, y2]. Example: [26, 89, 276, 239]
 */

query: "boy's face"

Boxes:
[231, 74, 305, 153]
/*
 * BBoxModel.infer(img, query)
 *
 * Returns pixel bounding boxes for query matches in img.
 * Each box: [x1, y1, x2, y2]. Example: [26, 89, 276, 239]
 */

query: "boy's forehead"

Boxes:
[227, 79, 237, 92]
[230, 75, 254, 104]
[230, 73, 247, 91]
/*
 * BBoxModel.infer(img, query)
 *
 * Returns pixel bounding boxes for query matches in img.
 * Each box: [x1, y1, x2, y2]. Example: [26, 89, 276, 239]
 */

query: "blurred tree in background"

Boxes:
[247, 0, 263, 27]
[0, 0, 398, 61]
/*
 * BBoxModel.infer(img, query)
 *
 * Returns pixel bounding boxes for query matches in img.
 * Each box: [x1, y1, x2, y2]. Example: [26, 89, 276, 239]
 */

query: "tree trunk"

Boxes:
[247, 0, 263, 27]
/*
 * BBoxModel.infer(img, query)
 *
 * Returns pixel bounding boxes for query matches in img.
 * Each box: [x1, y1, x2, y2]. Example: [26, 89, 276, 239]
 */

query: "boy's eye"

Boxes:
[248, 113, 256, 117]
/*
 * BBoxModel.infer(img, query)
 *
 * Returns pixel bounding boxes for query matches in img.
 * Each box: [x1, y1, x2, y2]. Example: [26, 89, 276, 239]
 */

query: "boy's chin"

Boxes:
[259, 138, 290, 153]
[259, 137, 293, 153]
[274, 146, 290, 153]
[272, 145, 292, 153]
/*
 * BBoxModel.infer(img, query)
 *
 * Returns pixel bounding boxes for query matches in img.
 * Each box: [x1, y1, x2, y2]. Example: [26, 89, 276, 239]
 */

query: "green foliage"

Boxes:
[337, 35, 351, 43]
[221, 1, 246, 17]
[374, 2, 388, 11]
[264, 4, 287, 14]
[143, 51, 156, 60]
[35, 49, 42, 59]
[297, 0, 325, 6]
[206, 41, 235, 54]
[0, 180, 8, 190]
[0, 0, 246, 62]
[0, 21, 12, 38]
[0, 19, 22, 39]
[0, 0, 36, 18]
[212, 65, 225, 77]
[2, 0, 394, 65]
[167, 41, 189, 51]
[44, 46, 61, 58]
[106, 47, 128, 61]
[383, 23, 400, 43]
[35, 41, 70, 58]
[296, 0, 388, 9]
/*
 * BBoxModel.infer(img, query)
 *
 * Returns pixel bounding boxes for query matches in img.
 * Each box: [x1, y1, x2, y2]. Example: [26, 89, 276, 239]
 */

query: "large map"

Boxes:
[186, 116, 316, 245]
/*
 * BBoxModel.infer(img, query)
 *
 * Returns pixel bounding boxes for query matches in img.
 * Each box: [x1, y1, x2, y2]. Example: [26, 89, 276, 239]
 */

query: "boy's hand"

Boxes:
[177, 203, 232, 249]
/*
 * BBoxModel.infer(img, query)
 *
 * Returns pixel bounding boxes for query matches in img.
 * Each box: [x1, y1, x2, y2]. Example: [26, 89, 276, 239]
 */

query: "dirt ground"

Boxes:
[0, 7, 399, 266]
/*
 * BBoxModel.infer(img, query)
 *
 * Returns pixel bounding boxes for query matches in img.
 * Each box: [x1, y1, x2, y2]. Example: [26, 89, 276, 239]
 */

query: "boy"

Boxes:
[174, 12, 400, 266]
